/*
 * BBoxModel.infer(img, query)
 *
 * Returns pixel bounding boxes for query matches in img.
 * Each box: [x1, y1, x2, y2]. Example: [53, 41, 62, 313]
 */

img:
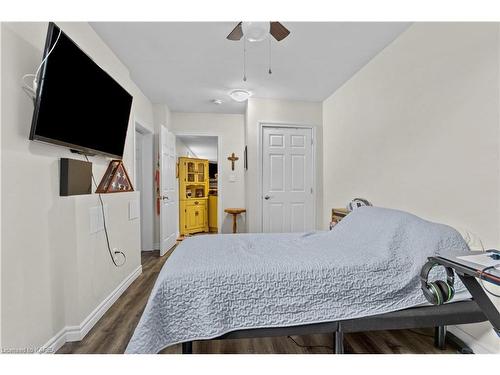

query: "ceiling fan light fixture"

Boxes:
[229, 89, 251, 102]
[242, 22, 270, 42]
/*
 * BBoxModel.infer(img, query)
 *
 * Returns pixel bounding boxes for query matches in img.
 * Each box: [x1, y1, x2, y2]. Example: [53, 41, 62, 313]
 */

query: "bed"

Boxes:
[126, 207, 487, 354]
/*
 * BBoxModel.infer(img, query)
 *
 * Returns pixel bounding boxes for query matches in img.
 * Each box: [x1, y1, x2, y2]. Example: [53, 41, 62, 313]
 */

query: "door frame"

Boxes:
[258, 122, 317, 233]
[134, 119, 155, 251]
[174, 132, 223, 234]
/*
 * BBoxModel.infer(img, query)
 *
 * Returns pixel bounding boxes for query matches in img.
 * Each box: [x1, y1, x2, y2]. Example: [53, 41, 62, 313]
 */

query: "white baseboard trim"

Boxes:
[448, 325, 494, 354]
[40, 327, 67, 354]
[40, 265, 142, 353]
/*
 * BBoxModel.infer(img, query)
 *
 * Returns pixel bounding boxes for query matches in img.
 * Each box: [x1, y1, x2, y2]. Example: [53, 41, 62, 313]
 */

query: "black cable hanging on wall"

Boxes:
[84, 155, 126, 268]
[268, 37, 272, 75]
[243, 38, 247, 82]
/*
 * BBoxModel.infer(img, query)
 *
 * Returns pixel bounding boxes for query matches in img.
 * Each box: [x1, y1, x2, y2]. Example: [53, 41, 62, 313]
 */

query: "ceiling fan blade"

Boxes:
[226, 22, 243, 41]
[270, 22, 290, 41]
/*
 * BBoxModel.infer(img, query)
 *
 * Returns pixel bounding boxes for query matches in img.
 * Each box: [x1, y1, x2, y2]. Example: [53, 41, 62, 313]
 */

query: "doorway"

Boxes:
[261, 125, 315, 233]
[176, 135, 219, 235]
[135, 122, 155, 251]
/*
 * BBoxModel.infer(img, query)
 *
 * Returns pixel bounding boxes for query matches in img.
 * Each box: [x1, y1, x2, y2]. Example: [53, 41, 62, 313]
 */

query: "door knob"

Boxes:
[264, 195, 271, 200]
[161, 195, 169, 200]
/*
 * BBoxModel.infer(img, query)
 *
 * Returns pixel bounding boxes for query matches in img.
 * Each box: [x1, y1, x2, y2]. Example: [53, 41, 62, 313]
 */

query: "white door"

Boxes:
[159, 125, 178, 256]
[262, 126, 314, 233]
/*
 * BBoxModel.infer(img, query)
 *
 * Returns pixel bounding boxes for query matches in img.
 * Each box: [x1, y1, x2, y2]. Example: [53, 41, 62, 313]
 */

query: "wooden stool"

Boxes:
[224, 208, 246, 233]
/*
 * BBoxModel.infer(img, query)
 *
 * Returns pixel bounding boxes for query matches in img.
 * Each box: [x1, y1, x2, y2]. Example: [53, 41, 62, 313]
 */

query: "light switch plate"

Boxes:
[129, 200, 140, 220]
[229, 173, 237, 183]
[89, 205, 107, 234]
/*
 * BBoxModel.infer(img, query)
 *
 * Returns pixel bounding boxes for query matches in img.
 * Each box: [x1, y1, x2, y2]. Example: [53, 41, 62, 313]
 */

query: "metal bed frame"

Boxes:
[430, 255, 500, 336]
[181, 299, 486, 354]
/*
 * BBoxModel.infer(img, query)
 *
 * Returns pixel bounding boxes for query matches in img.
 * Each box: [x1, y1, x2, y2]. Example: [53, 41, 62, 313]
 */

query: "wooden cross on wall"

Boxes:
[228, 152, 239, 171]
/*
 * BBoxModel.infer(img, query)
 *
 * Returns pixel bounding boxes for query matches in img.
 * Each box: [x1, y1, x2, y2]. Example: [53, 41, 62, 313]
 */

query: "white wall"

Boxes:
[322, 22, 500, 353]
[245, 97, 323, 233]
[176, 138, 197, 158]
[153, 104, 172, 132]
[135, 127, 155, 251]
[170, 112, 246, 233]
[1, 22, 153, 351]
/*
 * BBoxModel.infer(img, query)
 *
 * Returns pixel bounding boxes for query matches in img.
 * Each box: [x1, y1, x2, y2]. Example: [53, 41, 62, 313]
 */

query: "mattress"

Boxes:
[126, 207, 469, 353]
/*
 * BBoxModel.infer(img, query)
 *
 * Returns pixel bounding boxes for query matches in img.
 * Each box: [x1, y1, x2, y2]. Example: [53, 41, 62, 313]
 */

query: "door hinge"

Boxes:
[310, 187, 313, 194]
[311, 138, 314, 146]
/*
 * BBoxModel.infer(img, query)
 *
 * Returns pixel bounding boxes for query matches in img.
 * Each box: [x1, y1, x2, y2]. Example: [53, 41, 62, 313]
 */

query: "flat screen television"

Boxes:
[30, 22, 133, 159]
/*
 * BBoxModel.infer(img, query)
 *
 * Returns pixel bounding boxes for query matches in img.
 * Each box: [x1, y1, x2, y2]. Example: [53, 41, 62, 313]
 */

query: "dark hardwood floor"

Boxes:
[58, 249, 457, 354]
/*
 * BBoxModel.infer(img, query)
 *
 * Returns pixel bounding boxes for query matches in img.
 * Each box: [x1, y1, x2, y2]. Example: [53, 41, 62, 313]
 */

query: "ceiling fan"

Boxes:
[227, 22, 290, 42]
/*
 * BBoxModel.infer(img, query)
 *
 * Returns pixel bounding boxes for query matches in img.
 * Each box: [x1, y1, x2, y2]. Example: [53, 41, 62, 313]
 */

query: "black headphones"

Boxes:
[420, 261, 455, 305]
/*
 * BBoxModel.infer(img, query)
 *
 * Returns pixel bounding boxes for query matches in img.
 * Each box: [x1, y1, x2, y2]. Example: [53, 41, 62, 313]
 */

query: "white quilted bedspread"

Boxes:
[126, 207, 469, 353]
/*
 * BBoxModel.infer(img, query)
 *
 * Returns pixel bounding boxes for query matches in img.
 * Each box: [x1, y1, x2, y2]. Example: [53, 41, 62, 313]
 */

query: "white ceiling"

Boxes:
[91, 22, 411, 114]
[178, 135, 218, 162]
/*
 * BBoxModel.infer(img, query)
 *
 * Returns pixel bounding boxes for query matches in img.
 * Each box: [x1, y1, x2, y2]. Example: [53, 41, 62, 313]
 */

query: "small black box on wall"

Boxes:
[60, 158, 92, 196]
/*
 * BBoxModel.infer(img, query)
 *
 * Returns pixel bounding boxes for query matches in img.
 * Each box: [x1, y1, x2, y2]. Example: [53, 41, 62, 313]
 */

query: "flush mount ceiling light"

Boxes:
[229, 89, 251, 102]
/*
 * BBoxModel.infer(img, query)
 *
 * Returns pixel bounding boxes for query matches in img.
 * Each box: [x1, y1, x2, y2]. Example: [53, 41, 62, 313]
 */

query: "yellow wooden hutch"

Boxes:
[178, 157, 209, 235]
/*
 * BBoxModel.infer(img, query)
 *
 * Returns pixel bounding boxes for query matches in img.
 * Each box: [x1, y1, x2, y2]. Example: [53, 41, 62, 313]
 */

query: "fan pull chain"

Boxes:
[268, 37, 272, 75]
[243, 38, 247, 82]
